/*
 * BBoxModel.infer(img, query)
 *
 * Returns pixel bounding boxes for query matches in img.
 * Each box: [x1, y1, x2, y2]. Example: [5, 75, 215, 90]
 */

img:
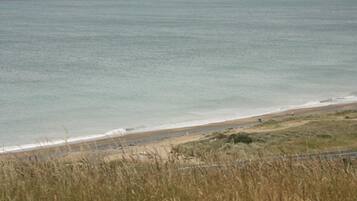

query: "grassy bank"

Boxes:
[173, 110, 357, 161]
[1, 110, 357, 200]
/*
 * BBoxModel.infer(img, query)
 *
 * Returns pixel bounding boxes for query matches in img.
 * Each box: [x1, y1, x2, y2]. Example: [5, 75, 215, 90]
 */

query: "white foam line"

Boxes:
[1, 95, 357, 154]
[0, 129, 128, 154]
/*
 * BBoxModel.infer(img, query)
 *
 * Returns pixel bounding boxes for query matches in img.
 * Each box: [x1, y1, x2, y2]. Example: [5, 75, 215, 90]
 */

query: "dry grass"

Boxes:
[0, 152, 357, 201]
[1, 110, 357, 200]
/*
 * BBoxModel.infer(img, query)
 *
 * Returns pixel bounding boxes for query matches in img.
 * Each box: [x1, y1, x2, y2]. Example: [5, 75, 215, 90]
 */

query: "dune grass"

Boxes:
[0, 152, 357, 201]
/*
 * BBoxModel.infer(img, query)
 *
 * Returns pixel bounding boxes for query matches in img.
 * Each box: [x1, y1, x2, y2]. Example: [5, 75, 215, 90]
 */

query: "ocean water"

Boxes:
[1, 0, 357, 148]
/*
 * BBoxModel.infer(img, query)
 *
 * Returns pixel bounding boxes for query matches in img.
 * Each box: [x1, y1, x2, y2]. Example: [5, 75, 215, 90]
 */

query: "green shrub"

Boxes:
[228, 133, 253, 144]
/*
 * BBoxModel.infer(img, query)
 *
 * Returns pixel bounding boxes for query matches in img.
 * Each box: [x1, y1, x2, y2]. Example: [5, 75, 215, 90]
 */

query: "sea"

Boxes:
[1, 0, 357, 151]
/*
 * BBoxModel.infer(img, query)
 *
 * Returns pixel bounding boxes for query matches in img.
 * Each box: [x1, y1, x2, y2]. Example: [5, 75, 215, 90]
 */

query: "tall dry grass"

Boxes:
[0, 151, 356, 201]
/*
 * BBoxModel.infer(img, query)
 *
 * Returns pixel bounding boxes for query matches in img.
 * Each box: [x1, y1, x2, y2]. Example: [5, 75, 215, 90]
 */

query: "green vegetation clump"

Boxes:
[210, 132, 227, 140]
[317, 134, 333, 138]
[335, 110, 357, 117]
[227, 133, 253, 144]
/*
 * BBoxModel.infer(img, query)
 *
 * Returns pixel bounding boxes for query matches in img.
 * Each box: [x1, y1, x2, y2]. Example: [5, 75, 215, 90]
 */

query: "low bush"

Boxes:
[228, 133, 253, 144]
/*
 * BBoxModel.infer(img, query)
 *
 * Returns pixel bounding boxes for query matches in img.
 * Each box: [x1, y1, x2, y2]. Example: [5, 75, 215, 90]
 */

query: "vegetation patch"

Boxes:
[174, 111, 357, 161]
[227, 133, 253, 144]
[317, 134, 333, 138]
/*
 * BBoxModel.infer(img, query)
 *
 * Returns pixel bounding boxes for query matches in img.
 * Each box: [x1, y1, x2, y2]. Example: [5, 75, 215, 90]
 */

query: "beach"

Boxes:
[2, 101, 357, 160]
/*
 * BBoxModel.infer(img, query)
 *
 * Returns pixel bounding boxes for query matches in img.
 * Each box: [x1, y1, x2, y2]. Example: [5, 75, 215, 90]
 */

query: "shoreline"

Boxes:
[2, 100, 357, 158]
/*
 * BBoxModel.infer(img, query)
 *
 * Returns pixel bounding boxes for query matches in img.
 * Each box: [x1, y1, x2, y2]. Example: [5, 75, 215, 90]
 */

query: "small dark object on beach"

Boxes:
[345, 116, 350, 119]
[228, 133, 253, 144]
[258, 118, 263, 123]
